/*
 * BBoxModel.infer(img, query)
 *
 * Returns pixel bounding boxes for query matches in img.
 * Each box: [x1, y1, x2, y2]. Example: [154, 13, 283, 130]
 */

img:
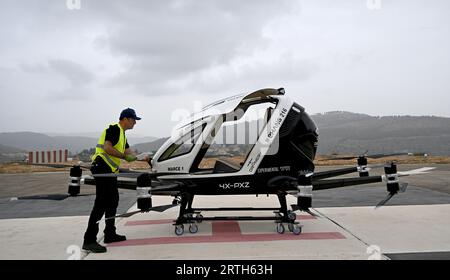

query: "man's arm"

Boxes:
[125, 149, 152, 162]
[103, 141, 125, 159]
[103, 142, 149, 163]
[124, 148, 134, 156]
[126, 149, 152, 167]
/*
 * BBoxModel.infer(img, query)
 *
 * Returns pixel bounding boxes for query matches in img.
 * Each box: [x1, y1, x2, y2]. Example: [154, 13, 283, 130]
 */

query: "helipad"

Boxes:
[1, 165, 450, 260]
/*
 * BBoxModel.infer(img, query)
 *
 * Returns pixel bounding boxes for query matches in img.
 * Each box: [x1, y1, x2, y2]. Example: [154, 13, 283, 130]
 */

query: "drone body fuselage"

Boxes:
[151, 88, 318, 196]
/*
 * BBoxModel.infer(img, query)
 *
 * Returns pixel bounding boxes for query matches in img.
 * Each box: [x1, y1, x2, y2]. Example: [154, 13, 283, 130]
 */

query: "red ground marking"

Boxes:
[124, 215, 316, 227]
[108, 231, 345, 247]
[212, 220, 242, 236]
[110, 220, 345, 247]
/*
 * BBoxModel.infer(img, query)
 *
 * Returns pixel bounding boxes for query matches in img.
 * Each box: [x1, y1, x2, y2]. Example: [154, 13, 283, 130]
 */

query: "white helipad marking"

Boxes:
[398, 167, 436, 176]
[318, 204, 450, 254]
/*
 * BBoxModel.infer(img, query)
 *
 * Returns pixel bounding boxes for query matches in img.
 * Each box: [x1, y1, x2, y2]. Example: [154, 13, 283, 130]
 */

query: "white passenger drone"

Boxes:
[26, 88, 435, 236]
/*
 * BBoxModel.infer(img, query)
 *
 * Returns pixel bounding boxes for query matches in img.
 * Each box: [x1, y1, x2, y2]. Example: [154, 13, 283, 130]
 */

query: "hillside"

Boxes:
[0, 144, 26, 154]
[47, 132, 157, 145]
[132, 137, 170, 154]
[311, 112, 450, 155]
[0, 144, 27, 163]
[0, 132, 97, 153]
[0, 132, 157, 154]
[132, 112, 450, 156]
[1, 112, 449, 157]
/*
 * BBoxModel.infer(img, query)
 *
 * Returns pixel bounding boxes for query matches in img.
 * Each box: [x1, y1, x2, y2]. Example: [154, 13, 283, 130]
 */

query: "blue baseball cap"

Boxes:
[120, 108, 141, 120]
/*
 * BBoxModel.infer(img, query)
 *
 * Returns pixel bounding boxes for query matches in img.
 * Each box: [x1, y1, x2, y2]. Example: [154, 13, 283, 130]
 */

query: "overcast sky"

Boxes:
[1, 0, 449, 138]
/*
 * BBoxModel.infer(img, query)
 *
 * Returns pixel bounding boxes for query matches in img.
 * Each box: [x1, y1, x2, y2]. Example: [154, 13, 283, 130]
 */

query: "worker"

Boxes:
[82, 108, 150, 253]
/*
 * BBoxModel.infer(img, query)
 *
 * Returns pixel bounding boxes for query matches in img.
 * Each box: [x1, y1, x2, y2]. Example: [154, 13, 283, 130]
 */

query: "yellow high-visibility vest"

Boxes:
[91, 123, 126, 173]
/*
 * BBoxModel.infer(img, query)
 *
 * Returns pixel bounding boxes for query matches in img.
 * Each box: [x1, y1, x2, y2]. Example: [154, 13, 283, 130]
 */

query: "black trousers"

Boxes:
[83, 158, 119, 243]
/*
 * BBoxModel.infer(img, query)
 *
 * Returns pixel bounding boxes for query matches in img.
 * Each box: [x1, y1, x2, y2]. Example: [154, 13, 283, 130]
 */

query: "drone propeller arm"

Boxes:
[82, 177, 183, 193]
[313, 167, 358, 180]
[82, 177, 139, 190]
[312, 176, 383, 191]
[26, 162, 91, 170]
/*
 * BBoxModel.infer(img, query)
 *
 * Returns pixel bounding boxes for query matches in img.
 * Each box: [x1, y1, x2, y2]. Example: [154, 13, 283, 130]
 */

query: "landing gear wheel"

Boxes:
[292, 224, 302, 235]
[276, 223, 285, 234]
[288, 223, 294, 232]
[195, 214, 203, 223]
[189, 224, 198, 234]
[287, 211, 296, 221]
[175, 225, 184, 236]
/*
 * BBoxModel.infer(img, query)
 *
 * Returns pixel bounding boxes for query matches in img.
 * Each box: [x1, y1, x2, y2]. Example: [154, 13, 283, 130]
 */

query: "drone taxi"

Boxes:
[58, 88, 434, 236]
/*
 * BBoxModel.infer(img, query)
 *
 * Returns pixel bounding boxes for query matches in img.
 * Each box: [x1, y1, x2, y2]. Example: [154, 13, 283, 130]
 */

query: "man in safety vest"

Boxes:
[82, 108, 149, 253]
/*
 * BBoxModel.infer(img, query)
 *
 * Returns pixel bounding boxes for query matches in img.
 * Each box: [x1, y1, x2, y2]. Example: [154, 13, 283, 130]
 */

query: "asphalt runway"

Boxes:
[0, 164, 449, 260]
[0, 172, 136, 219]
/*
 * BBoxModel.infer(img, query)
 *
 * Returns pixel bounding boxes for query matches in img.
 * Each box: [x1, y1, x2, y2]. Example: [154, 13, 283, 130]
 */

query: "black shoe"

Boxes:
[82, 242, 107, 253]
[104, 233, 126, 244]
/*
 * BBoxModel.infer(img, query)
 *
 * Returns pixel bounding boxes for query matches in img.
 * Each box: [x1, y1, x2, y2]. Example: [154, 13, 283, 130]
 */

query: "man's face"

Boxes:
[125, 118, 136, 130]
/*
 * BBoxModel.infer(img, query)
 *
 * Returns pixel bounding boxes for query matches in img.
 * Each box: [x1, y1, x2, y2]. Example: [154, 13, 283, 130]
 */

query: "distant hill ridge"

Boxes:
[133, 137, 170, 154]
[0, 131, 157, 154]
[0, 144, 26, 154]
[311, 111, 450, 155]
[1, 112, 449, 156]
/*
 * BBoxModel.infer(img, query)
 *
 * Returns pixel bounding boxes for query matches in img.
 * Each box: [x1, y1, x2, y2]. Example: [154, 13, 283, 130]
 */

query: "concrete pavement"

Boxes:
[1, 164, 450, 260]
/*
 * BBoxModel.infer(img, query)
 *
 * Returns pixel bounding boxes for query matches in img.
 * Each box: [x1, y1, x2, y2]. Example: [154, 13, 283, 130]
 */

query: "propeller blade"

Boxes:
[375, 193, 395, 209]
[25, 163, 90, 170]
[363, 163, 390, 171]
[365, 152, 408, 159]
[96, 204, 178, 223]
[290, 205, 320, 217]
[151, 185, 181, 191]
[367, 163, 390, 168]
[91, 173, 144, 178]
[398, 167, 435, 176]
[100, 210, 142, 222]
[304, 208, 320, 218]
[16, 194, 70, 201]
[319, 155, 357, 160]
[15, 193, 96, 201]
[91, 171, 188, 178]
[321, 152, 414, 161]
[149, 204, 179, 212]
[399, 182, 408, 193]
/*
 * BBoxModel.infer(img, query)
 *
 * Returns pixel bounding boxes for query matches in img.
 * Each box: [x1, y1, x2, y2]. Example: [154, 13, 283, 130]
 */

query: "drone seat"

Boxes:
[213, 158, 241, 173]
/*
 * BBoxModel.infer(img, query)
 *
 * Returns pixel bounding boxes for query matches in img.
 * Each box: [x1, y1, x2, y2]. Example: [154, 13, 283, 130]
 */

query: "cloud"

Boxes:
[98, 0, 297, 95]
[48, 59, 95, 86]
[17, 59, 95, 100]
[1, 0, 450, 136]
[178, 53, 320, 97]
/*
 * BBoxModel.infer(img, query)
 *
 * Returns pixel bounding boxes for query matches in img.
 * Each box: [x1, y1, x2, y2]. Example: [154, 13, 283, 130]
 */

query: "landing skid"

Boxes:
[172, 193, 302, 236]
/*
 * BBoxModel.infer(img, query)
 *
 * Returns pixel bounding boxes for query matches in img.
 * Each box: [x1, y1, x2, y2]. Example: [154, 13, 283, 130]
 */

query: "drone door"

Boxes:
[193, 102, 276, 173]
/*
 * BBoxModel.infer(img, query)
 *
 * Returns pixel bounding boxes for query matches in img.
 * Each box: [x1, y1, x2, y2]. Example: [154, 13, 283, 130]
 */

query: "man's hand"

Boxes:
[124, 154, 137, 162]
[136, 153, 153, 168]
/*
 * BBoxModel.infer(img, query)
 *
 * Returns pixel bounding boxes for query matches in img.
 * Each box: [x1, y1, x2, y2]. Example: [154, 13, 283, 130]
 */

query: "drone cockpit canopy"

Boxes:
[152, 88, 318, 176]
